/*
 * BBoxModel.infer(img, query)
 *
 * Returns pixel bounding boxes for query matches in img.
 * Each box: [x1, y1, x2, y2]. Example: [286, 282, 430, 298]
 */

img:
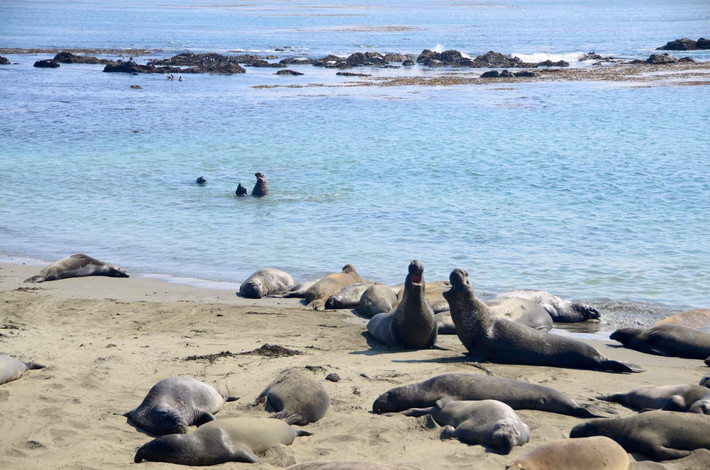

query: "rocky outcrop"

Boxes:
[470, 51, 526, 68]
[336, 71, 371, 77]
[105, 56, 245, 74]
[33, 59, 60, 68]
[0, 56, 10, 65]
[480, 70, 538, 78]
[383, 53, 409, 62]
[53, 51, 112, 64]
[536, 59, 569, 67]
[147, 53, 248, 73]
[647, 53, 678, 64]
[698, 38, 710, 49]
[275, 69, 303, 75]
[279, 57, 314, 65]
[658, 37, 710, 51]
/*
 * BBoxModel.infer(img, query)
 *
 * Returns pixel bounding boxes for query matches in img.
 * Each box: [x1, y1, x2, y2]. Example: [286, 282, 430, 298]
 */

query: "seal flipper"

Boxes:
[230, 448, 260, 464]
[435, 397, 452, 409]
[403, 407, 436, 417]
[295, 429, 313, 437]
[24, 362, 46, 370]
[224, 395, 240, 402]
[24, 275, 44, 283]
[599, 359, 644, 373]
[194, 410, 216, 426]
[270, 411, 305, 425]
[575, 402, 618, 418]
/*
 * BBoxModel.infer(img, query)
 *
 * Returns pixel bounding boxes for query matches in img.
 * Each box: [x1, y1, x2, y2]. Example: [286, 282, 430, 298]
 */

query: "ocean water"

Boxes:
[1, 0, 710, 325]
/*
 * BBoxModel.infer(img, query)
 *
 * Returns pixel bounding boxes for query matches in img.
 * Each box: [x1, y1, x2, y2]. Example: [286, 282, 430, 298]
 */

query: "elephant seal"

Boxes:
[628, 449, 710, 470]
[252, 172, 269, 197]
[701, 371, 710, 388]
[236, 183, 248, 196]
[257, 368, 330, 425]
[304, 264, 363, 310]
[404, 398, 530, 453]
[24, 254, 129, 283]
[435, 311, 457, 334]
[486, 297, 553, 331]
[286, 462, 408, 470]
[599, 384, 710, 414]
[356, 284, 398, 318]
[0, 354, 45, 385]
[610, 324, 710, 359]
[497, 289, 600, 322]
[239, 268, 295, 299]
[134, 417, 311, 465]
[325, 282, 372, 309]
[655, 309, 710, 329]
[367, 260, 437, 349]
[395, 279, 450, 313]
[372, 373, 611, 418]
[506, 436, 629, 470]
[442, 268, 641, 373]
[196, 176, 206, 185]
[570, 410, 710, 461]
[124, 376, 238, 435]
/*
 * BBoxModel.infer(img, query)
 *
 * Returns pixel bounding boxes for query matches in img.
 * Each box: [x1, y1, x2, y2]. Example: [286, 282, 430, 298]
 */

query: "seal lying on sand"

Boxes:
[134, 417, 311, 465]
[395, 280, 451, 314]
[0, 354, 45, 385]
[434, 298, 552, 335]
[356, 284, 398, 318]
[497, 289, 600, 322]
[304, 264, 363, 310]
[286, 462, 408, 470]
[654, 309, 710, 329]
[252, 172, 269, 197]
[372, 373, 612, 418]
[443, 268, 641, 373]
[570, 410, 710, 461]
[325, 282, 372, 309]
[257, 368, 330, 425]
[701, 371, 710, 388]
[125, 376, 238, 435]
[404, 398, 530, 453]
[239, 268, 295, 299]
[506, 436, 629, 470]
[599, 384, 710, 414]
[610, 324, 710, 359]
[24, 254, 129, 283]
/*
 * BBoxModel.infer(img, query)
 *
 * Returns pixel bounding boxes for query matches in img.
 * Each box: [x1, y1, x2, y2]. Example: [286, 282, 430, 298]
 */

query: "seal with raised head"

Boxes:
[0, 354, 45, 385]
[134, 417, 311, 465]
[124, 376, 238, 435]
[404, 398, 530, 453]
[496, 289, 600, 322]
[367, 260, 437, 349]
[24, 254, 129, 283]
[304, 264, 363, 310]
[256, 368, 330, 425]
[442, 268, 642, 373]
[372, 373, 612, 418]
[506, 436, 629, 470]
[356, 284, 398, 318]
[235, 183, 248, 196]
[610, 324, 710, 359]
[570, 410, 710, 461]
[196, 176, 206, 185]
[252, 172, 269, 197]
[395, 279, 451, 314]
[286, 462, 409, 470]
[239, 268, 295, 299]
[325, 282, 372, 309]
[599, 383, 710, 414]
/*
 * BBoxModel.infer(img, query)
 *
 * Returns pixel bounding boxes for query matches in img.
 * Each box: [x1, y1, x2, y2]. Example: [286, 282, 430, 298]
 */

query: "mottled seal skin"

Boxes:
[304, 264, 363, 310]
[125, 376, 238, 435]
[235, 182, 248, 196]
[239, 268, 295, 299]
[506, 436, 629, 470]
[497, 289, 600, 322]
[570, 410, 710, 461]
[610, 324, 710, 359]
[325, 282, 372, 309]
[600, 384, 710, 414]
[257, 368, 330, 425]
[485, 297, 553, 331]
[654, 309, 710, 329]
[0, 354, 45, 385]
[443, 268, 642, 373]
[252, 172, 269, 197]
[356, 284, 398, 318]
[24, 254, 129, 283]
[372, 373, 611, 418]
[286, 462, 408, 470]
[405, 398, 530, 454]
[134, 417, 311, 465]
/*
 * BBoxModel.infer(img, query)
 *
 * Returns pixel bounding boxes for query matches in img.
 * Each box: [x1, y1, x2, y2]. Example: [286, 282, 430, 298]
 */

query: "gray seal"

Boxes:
[239, 268, 295, 299]
[134, 417, 311, 465]
[257, 368, 330, 425]
[236, 183, 248, 196]
[372, 373, 611, 418]
[304, 264, 363, 310]
[496, 289, 600, 322]
[610, 324, 710, 359]
[442, 268, 642, 373]
[252, 172, 269, 197]
[356, 284, 398, 318]
[124, 376, 238, 435]
[701, 371, 710, 388]
[506, 436, 629, 470]
[404, 398, 530, 454]
[486, 297, 553, 331]
[0, 354, 45, 385]
[570, 409, 710, 461]
[599, 383, 710, 414]
[24, 254, 129, 283]
[325, 282, 372, 309]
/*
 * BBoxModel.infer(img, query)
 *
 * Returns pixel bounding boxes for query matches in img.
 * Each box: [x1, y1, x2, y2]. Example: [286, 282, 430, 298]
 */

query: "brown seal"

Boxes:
[24, 254, 129, 283]
[252, 172, 269, 197]
[256, 368, 330, 425]
[304, 264, 363, 310]
[506, 436, 629, 470]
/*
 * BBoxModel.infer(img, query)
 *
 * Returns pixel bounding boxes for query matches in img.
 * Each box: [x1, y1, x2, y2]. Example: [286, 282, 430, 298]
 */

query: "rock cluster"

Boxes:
[33, 59, 60, 68]
[53, 52, 112, 64]
[104, 53, 247, 74]
[658, 38, 710, 51]
[415, 49, 569, 68]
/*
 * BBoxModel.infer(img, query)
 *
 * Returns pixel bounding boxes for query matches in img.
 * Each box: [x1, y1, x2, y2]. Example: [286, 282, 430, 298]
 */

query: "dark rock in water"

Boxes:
[402, 59, 415, 66]
[146, 53, 247, 74]
[0, 56, 9, 65]
[279, 57, 314, 65]
[34, 59, 60, 68]
[336, 71, 371, 77]
[536, 59, 569, 67]
[265, 55, 278, 60]
[196, 176, 206, 185]
[470, 51, 525, 68]
[416, 49, 441, 65]
[53, 51, 111, 64]
[384, 53, 409, 62]
[345, 51, 387, 66]
[647, 53, 678, 64]
[580, 52, 603, 61]
[275, 69, 303, 75]
[657, 38, 697, 51]
[679, 57, 696, 62]
[314, 54, 347, 68]
[698, 38, 710, 49]
[440, 49, 465, 64]
[130, 84, 142, 89]
[248, 59, 286, 68]
[515, 70, 537, 77]
[480, 70, 500, 78]
[235, 183, 247, 197]
[103, 61, 156, 73]
[499, 70, 515, 77]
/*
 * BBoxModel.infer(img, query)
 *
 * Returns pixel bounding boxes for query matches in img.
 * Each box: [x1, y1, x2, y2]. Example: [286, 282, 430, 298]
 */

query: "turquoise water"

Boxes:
[1, 0, 710, 318]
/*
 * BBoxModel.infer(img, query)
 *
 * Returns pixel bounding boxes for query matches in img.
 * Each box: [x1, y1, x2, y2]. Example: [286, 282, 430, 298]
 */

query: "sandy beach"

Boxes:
[1, 262, 708, 469]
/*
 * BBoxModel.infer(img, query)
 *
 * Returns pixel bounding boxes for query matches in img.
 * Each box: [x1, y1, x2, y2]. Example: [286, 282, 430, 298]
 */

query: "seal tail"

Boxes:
[23, 275, 44, 283]
[600, 359, 644, 373]
[575, 403, 618, 418]
[25, 362, 46, 370]
[224, 395, 240, 402]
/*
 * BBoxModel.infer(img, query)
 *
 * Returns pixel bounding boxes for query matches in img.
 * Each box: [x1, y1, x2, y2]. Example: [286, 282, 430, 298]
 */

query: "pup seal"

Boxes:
[124, 376, 238, 435]
[304, 264, 363, 310]
[325, 282, 372, 309]
[134, 417, 311, 465]
[599, 384, 710, 414]
[24, 254, 129, 283]
[442, 268, 642, 373]
[239, 268, 295, 299]
[236, 183, 248, 196]
[506, 436, 629, 470]
[570, 410, 710, 461]
[0, 354, 45, 385]
[256, 368, 330, 425]
[404, 398, 530, 453]
[497, 289, 600, 322]
[356, 284, 398, 318]
[372, 373, 611, 418]
[252, 172, 269, 197]
[610, 324, 710, 359]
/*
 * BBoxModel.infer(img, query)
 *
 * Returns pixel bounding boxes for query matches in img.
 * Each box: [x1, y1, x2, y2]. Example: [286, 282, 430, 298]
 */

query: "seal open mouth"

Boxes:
[410, 273, 422, 285]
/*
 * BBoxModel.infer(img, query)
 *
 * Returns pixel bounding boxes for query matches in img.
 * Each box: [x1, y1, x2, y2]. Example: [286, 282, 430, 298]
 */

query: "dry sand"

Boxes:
[1, 262, 708, 469]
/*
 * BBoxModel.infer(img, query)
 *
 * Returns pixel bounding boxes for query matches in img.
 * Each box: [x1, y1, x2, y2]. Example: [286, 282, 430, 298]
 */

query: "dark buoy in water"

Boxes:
[236, 183, 248, 197]
[196, 176, 206, 185]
